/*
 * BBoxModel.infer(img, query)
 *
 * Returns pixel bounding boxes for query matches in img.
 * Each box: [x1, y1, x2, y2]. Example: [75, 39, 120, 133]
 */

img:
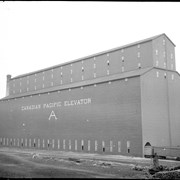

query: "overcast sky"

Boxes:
[0, 1, 180, 98]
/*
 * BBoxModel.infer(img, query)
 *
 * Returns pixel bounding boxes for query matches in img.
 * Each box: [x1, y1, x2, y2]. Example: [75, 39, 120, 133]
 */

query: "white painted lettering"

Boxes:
[48, 110, 58, 120]
[21, 98, 91, 111]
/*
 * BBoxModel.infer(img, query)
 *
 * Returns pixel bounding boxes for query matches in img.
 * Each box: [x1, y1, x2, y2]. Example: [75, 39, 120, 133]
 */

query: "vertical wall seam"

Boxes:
[165, 37, 172, 147]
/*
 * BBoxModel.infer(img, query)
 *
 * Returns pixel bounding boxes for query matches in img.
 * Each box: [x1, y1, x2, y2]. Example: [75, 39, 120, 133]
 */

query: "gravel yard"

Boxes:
[0, 148, 180, 178]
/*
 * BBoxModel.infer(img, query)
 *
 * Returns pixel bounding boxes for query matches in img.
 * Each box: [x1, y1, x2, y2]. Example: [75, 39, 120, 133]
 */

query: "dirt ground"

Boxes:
[0, 148, 180, 178]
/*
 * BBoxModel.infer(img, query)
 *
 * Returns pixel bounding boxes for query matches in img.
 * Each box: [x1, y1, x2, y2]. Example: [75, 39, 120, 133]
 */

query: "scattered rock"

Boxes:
[99, 162, 112, 167]
[169, 165, 180, 171]
[32, 153, 39, 159]
[132, 165, 144, 171]
[131, 164, 150, 172]
[68, 157, 81, 163]
[153, 170, 180, 179]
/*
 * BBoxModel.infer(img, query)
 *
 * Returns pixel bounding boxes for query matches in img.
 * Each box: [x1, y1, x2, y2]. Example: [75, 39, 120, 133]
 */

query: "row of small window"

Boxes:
[13, 62, 125, 83]
[9, 79, 129, 97]
[13, 49, 143, 85]
[0, 137, 131, 153]
[12, 69, 134, 94]
[155, 61, 174, 70]
[155, 49, 174, 60]
[156, 71, 174, 80]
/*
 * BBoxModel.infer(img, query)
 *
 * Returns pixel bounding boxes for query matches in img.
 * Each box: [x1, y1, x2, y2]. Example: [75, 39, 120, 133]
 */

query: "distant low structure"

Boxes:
[0, 34, 180, 157]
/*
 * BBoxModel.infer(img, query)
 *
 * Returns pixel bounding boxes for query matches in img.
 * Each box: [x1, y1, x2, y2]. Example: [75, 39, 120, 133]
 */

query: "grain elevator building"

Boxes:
[0, 33, 180, 157]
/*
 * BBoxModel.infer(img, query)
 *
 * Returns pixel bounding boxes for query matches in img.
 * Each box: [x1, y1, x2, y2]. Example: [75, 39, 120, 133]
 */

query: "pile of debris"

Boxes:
[132, 164, 180, 179]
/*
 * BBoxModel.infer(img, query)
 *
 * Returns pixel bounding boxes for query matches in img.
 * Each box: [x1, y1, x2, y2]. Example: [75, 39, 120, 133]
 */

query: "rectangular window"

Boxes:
[88, 140, 90, 151]
[63, 139, 66, 150]
[58, 139, 60, 149]
[122, 66, 124, 72]
[156, 61, 159, 67]
[163, 39, 166, 45]
[33, 139, 36, 147]
[21, 138, 23, 147]
[29, 139, 31, 147]
[38, 139, 40, 148]
[102, 141, 105, 152]
[69, 140, 71, 150]
[94, 73, 96, 78]
[47, 139, 50, 148]
[163, 51, 166, 58]
[137, 52, 140, 58]
[42, 139, 45, 148]
[75, 140, 77, 151]
[25, 139, 27, 147]
[156, 71, 159, 78]
[110, 141, 113, 152]
[10, 139, 12, 146]
[81, 67, 84, 72]
[164, 73, 167, 79]
[121, 56, 124, 61]
[171, 53, 174, 59]
[52, 139, 54, 149]
[127, 141, 130, 153]
[95, 140, 98, 151]
[3, 138, 5, 146]
[118, 141, 121, 153]
[155, 50, 158, 55]
[164, 62, 166, 68]
[81, 140, 84, 151]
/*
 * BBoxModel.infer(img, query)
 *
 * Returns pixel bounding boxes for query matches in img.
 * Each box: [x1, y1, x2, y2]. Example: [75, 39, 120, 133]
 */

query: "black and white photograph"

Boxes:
[0, 1, 180, 179]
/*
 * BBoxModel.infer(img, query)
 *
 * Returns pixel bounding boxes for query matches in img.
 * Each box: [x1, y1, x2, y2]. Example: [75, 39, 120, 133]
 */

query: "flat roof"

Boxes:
[11, 33, 175, 80]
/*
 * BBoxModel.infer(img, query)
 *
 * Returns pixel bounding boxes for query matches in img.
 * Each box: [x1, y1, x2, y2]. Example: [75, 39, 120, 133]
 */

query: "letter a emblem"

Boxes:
[48, 110, 58, 120]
